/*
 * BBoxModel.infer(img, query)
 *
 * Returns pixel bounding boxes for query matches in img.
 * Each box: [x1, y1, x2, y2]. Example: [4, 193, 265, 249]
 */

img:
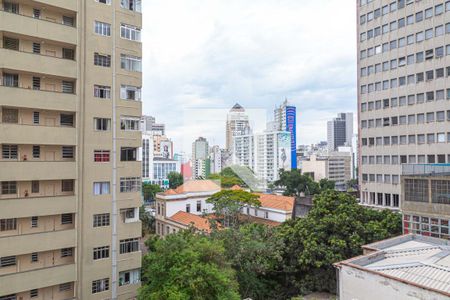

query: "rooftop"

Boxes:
[254, 193, 295, 212]
[337, 234, 450, 296]
[168, 211, 213, 233]
[161, 180, 221, 196]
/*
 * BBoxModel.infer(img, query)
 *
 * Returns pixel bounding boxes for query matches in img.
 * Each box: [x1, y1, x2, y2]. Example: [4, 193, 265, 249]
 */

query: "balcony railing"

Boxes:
[0, 81, 75, 95]
[0, 8, 76, 28]
[2, 45, 75, 61]
[0, 191, 75, 200]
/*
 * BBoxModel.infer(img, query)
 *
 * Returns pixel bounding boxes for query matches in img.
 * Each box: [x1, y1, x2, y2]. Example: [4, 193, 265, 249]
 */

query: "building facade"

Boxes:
[358, 0, 450, 209]
[327, 112, 353, 151]
[209, 145, 223, 174]
[274, 99, 297, 169]
[0, 1, 142, 298]
[402, 164, 450, 240]
[192, 137, 209, 179]
[233, 131, 291, 184]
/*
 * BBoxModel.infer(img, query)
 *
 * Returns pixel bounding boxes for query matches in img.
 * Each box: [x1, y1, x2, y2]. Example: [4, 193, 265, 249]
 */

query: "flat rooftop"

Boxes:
[338, 235, 450, 296]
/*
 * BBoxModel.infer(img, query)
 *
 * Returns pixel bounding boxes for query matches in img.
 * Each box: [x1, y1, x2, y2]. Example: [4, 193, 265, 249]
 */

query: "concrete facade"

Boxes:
[0, 0, 142, 298]
[357, 0, 450, 210]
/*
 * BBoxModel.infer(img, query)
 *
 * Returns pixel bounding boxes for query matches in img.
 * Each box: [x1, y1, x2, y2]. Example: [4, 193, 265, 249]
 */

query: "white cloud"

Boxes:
[142, 0, 357, 154]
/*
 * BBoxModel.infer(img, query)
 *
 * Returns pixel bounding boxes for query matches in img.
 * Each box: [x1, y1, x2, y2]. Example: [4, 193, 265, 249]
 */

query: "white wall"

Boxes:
[242, 206, 290, 223]
[339, 265, 449, 300]
[165, 196, 215, 218]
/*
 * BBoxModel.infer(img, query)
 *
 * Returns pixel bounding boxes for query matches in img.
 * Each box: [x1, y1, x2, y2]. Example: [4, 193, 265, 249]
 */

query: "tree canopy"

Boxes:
[139, 231, 240, 300]
[142, 183, 161, 202]
[206, 190, 261, 228]
[274, 169, 321, 196]
[167, 172, 184, 189]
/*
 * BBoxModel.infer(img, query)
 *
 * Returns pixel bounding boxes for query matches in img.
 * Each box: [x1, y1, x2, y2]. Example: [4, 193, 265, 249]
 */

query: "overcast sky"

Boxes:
[142, 0, 357, 155]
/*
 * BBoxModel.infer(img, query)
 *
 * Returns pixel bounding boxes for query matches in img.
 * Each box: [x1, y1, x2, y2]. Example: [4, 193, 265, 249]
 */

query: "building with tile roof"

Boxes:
[335, 234, 450, 300]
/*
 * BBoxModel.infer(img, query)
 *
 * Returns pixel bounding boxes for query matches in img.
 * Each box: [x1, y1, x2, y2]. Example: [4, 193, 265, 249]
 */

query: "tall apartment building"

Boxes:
[358, 0, 450, 209]
[0, 0, 142, 299]
[327, 113, 353, 151]
[225, 103, 251, 150]
[274, 99, 297, 169]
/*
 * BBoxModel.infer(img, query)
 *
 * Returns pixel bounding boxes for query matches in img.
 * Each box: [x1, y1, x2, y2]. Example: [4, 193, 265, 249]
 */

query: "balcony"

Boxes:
[0, 229, 76, 257]
[0, 48, 77, 78]
[33, 0, 77, 12]
[0, 123, 76, 145]
[0, 195, 76, 219]
[0, 161, 76, 181]
[0, 263, 76, 296]
[118, 220, 142, 240]
[0, 85, 76, 111]
[0, 10, 77, 45]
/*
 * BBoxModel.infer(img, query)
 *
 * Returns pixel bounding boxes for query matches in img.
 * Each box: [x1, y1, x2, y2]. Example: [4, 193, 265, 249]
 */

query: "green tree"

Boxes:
[346, 179, 358, 191]
[139, 205, 155, 236]
[318, 178, 335, 191]
[274, 169, 320, 196]
[142, 183, 161, 202]
[276, 190, 402, 295]
[212, 223, 285, 300]
[167, 172, 183, 189]
[206, 190, 261, 228]
[139, 231, 240, 300]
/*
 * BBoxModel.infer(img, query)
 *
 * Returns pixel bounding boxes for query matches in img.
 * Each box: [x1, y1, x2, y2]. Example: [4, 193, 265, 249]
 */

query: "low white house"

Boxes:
[335, 234, 450, 300]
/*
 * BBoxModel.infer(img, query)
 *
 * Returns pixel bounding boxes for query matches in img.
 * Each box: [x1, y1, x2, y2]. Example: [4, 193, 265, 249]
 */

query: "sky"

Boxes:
[142, 0, 357, 155]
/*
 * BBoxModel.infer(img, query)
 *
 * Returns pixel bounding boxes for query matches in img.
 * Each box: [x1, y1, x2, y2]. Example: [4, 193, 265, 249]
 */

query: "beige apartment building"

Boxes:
[0, 0, 142, 299]
[358, 0, 450, 209]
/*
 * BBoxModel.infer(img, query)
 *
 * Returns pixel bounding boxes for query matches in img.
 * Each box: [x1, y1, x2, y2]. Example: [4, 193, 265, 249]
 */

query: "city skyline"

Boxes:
[141, 0, 357, 154]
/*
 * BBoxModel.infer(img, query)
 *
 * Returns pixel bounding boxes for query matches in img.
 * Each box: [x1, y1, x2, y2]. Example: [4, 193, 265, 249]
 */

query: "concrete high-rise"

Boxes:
[192, 137, 209, 178]
[0, 1, 142, 299]
[274, 99, 297, 169]
[357, 0, 450, 210]
[327, 113, 353, 151]
[226, 103, 250, 150]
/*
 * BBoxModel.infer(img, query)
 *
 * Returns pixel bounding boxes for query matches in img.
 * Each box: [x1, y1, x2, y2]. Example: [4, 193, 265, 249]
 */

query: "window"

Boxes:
[94, 150, 110, 162]
[120, 85, 141, 101]
[94, 85, 111, 99]
[33, 112, 40, 124]
[32, 42, 41, 54]
[2, 73, 18, 87]
[62, 180, 74, 192]
[60, 114, 74, 126]
[120, 177, 141, 192]
[427, 133, 435, 144]
[3, 1, 19, 13]
[94, 21, 111, 36]
[119, 269, 141, 286]
[59, 283, 72, 291]
[120, 23, 141, 41]
[31, 181, 39, 193]
[92, 278, 109, 294]
[93, 213, 110, 227]
[62, 81, 74, 94]
[120, 147, 137, 161]
[2, 145, 17, 159]
[437, 111, 445, 122]
[425, 28, 433, 40]
[425, 7, 433, 19]
[0, 256, 16, 267]
[2, 37, 19, 50]
[120, 116, 140, 130]
[94, 118, 111, 131]
[426, 112, 435, 122]
[120, 54, 141, 72]
[196, 200, 201, 212]
[0, 219, 16, 231]
[61, 146, 74, 159]
[62, 48, 74, 60]
[93, 182, 110, 195]
[1, 182, 17, 195]
[93, 246, 110, 260]
[31, 252, 38, 262]
[61, 248, 73, 257]
[438, 133, 446, 143]
[61, 213, 73, 224]
[120, 0, 141, 12]
[96, 0, 111, 4]
[119, 238, 139, 254]
[186, 203, 190, 213]
[31, 216, 38, 228]
[32, 76, 40, 90]
[94, 53, 111, 67]
[436, 25, 444, 37]
[62, 16, 74, 26]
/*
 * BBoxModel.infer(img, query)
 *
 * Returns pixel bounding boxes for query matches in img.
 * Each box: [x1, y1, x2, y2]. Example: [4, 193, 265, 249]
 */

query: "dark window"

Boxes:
[3, 37, 19, 50]
[32, 145, 40, 158]
[61, 213, 73, 224]
[62, 180, 74, 192]
[60, 114, 74, 126]
[120, 147, 137, 161]
[31, 181, 39, 193]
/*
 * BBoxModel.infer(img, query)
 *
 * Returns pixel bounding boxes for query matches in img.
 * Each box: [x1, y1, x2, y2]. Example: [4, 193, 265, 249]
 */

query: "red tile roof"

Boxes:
[254, 193, 295, 212]
[168, 211, 213, 233]
[230, 185, 242, 190]
[162, 180, 220, 196]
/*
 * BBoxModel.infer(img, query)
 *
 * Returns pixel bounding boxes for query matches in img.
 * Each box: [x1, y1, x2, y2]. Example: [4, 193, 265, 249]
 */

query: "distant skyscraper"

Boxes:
[209, 145, 223, 174]
[327, 113, 353, 151]
[226, 103, 251, 150]
[141, 115, 165, 135]
[192, 137, 210, 179]
[274, 100, 297, 169]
